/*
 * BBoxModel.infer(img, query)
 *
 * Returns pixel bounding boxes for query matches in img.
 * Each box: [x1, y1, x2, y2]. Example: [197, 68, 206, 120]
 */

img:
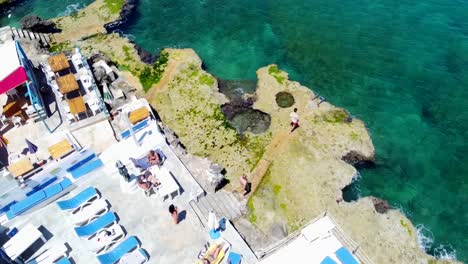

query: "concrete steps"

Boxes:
[10, 27, 53, 44]
[189, 190, 246, 228]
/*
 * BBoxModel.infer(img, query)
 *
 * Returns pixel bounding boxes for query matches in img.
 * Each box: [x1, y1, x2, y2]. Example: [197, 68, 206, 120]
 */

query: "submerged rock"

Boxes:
[20, 15, 60, 33]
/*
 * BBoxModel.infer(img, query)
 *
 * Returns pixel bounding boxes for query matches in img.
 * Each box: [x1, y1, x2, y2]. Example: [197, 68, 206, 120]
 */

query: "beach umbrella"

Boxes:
[102, 84, 113, 105]
[25, 138, 38, 160]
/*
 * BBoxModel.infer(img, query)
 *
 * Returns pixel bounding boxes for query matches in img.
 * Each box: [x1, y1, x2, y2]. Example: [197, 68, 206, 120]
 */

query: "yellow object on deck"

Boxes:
[8, 158, 34, 178]
[48, 139, 74, 160]
[128, 106, 150, 124]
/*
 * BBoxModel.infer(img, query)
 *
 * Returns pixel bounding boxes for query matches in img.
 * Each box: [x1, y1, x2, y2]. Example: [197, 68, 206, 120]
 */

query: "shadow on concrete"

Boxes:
[178, 210, 187, 223]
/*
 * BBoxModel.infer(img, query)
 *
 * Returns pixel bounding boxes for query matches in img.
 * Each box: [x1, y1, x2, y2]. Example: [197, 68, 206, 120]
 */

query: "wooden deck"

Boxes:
[189, 190, 246, 228]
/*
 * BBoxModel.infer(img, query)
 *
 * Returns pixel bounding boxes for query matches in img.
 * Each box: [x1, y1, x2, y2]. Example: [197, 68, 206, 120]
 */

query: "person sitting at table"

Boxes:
[147, 150, 161, 166]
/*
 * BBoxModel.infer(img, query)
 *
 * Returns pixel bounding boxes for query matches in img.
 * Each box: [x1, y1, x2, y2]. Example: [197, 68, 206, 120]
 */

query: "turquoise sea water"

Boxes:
[0, 0, 93, 27]
[2, 0, 467, 261]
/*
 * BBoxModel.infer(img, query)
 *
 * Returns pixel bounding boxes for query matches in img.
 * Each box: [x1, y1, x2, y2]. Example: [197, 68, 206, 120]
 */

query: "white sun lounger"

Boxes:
[89, 224, 126, 254]
[70, 198, 109, 226]
[26, 243, 68, 264]
[1, 223, 46, 261]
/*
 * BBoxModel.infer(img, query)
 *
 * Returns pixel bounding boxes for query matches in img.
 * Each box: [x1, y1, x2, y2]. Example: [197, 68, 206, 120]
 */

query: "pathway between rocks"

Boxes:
[247, 131, 295, 197]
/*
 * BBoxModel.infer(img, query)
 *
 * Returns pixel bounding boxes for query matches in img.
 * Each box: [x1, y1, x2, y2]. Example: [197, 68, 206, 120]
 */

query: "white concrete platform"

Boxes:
[2, 122, 258, 263]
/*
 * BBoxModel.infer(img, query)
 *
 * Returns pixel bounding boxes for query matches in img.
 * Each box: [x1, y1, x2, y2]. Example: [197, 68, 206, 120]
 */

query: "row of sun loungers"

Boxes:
[0, 223, 72, 263]
[56, 187, 149, 263]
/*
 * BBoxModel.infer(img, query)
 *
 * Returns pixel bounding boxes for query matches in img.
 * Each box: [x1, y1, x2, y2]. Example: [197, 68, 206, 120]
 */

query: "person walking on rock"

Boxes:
[289, 108, 300, 134]
[239, 175, 251, 196]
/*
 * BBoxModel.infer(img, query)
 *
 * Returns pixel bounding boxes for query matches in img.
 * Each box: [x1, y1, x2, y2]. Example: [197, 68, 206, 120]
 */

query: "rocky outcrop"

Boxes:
[371, 196, 392, 214]
[133, 43, 154, 64]
[104, 0, 138, 32]
[342, 150, 375, 168]
[20, 15, 61, 33]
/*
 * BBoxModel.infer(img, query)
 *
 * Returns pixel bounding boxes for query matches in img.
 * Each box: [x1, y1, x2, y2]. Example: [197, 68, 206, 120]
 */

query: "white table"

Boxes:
[150, 166, 180, 200]
[1, 223, 45, 261]
[118, 249, 145, 264]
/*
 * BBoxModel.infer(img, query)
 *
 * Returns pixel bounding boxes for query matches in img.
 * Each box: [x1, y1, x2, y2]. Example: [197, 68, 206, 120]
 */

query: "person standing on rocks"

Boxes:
[289, 108, 300, 134]
[239, 175, 252, 196]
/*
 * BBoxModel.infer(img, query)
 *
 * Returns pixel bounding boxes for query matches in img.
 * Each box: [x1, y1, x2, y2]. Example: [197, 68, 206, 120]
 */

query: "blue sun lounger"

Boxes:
[55, 257, 72, 264]
[6, 178, 73, 220]
[97, 236, 140, 264]
[321, 256, 338, 264]
[74, 211, 117, 238]
[56, 187, 99, 211]
[335, 247, 359, 264]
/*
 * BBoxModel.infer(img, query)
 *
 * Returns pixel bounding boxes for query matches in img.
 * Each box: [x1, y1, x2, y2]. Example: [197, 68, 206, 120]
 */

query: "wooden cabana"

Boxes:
[56, 73, 79, 95]
[47, 53, 70, 73]
[8, 158, 34, 178]
[48, 139, 74, 160]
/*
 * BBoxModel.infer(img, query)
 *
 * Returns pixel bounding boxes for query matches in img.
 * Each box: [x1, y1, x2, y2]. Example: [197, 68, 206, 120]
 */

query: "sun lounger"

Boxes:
[96, 236, 140, 264]
[6, 178, 73, 220]
[70, 198, 109, 226]
[66, 154, 97, 172]
[335, 247, 359, 264]
[1, 223, 45, 261]
[70, 159, 103, 180]
[74, 211, 117, 238]
[130, 149, 166, 171]
[0, 201, 17, 214]
[56, 187, 99, 212]
[90, 224, 126, 254]
[26, 176, 58, 196]
[196, 239, 231, 264]
[227, 252, 242, 264]
[55, 257, 72, 264]
[129, 157, 150, 171]
[321, 256, 338, 264]
[26, 243, 68, 264]
[120, 119, 150, 139]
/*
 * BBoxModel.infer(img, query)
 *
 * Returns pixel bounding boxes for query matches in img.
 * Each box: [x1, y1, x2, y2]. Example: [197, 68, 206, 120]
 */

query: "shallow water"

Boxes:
[1, 0, 467, 260]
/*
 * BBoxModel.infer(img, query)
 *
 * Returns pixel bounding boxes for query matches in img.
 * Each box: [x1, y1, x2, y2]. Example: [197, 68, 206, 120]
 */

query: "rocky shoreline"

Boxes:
[36, 1, 460, 263]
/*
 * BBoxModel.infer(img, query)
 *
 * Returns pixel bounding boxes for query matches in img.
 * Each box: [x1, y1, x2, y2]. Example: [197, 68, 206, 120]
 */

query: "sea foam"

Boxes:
[416, 224, 457, 260]
[58, 3, 84, 17]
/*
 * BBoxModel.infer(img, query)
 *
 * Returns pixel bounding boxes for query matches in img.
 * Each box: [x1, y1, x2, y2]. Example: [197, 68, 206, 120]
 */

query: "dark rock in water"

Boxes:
[104, 0, 138, 32]
[221, 104, 271, 134]
[341, 150, 375, 169]
[0, 0, 24, 15]
[134, 43, 154, 64]
[20, 15, 61, 33]
[371, 197, 392, 214]
[218, 79, 257, 103]
[275, 91, 295, 108]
